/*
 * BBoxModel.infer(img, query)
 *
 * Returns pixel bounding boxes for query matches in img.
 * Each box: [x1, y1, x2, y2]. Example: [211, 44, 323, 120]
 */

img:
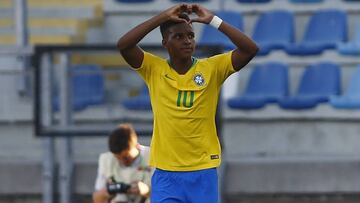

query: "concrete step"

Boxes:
[224, 156, 360, 195]
[0, 161, 96, 195]
[0, 122, 151, 161]
[223, 105, 360, 157]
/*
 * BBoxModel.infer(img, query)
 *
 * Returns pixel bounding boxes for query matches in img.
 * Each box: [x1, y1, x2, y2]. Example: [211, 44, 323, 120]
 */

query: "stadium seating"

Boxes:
[114, 0, 153, 3]
[198, 11, 243, 51]
[236, 0, 271, 3]
[227, 62, 289, 109]
[252, 10, 295, 55]
[171, 0, 209, 2]
[53, 64, 105, 111]
[289, 0, 324, 3]
[337, 22, 360, 55]
[285, 10, 347, 55]
[122, 85, 152, 110]
[330, 65, 360, 109]
[278, 62, 341, 109]
[0, 0, 103, 45]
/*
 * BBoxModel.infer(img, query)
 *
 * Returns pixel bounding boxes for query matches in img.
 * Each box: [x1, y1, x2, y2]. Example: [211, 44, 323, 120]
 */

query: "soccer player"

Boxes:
[117, 3, 258, 203]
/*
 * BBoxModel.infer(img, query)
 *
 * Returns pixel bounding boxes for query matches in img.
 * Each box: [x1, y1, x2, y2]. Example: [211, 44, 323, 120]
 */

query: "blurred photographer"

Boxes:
[93, 124, 152, 203]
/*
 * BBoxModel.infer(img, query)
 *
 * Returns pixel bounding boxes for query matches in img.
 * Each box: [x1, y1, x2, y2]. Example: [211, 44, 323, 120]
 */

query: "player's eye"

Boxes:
[188, 33, 195, 39]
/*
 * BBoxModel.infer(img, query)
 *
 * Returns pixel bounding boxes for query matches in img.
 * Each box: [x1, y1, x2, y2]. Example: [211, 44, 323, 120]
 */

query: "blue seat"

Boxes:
[171, 0, 209, 2]
[252, 10, 295, 55]
[227, 62, 289, 109]
[285, 10, 347, 55]
[338, 23, 360, 55]
[237, 0, 271, 3]
[122, 85, 152, 110]
[278, 62, 341, 109]
[290, 0, 323, 3]
[53, 64, 105, 111]
[198, 11, 243, 51]
[114, 0, 153, 3]
[330, 65, 360, 109]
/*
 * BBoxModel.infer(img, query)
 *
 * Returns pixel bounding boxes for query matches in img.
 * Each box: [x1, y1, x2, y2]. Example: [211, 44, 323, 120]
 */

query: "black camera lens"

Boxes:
[107, 182, 131, 195]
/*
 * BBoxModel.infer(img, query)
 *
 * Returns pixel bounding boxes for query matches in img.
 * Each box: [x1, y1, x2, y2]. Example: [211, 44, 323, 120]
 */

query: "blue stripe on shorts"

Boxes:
[151, 168, 218, 203]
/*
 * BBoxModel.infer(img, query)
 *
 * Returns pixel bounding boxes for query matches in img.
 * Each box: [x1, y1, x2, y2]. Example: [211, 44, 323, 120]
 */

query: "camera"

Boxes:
[107, 181, 131, 195]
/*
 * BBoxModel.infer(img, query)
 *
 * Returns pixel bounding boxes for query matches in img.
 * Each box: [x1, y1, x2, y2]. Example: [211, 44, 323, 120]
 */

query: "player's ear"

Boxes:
[162, 39, 167, 48]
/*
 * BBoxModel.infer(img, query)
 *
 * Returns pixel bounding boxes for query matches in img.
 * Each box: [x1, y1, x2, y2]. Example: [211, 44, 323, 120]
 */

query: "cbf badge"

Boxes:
[193, 73, 205, 86]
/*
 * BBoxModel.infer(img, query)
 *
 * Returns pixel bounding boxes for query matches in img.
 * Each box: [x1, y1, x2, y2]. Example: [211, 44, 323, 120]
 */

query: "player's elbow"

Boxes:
[117, 37, 127, 52]
[248, 44, 259, 58]
[117, 38, 132, 58]
[237, 43, 259, 60]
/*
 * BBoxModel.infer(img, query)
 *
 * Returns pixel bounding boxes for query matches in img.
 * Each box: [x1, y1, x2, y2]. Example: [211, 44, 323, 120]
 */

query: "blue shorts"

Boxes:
[151, 168, 218, 203]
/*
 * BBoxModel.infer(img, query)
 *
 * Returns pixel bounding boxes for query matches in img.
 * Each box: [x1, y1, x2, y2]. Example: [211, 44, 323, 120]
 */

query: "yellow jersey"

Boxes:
[134, 51, 236, 171]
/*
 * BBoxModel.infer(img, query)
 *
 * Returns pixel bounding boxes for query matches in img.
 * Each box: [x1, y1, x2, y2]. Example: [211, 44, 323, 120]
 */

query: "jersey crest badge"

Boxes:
[193, 73, 205, 86]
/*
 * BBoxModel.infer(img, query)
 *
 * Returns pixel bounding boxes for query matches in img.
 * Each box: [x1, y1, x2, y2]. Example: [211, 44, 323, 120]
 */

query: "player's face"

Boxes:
[163, 23, 195, 59]
[114, 139, 139, 166]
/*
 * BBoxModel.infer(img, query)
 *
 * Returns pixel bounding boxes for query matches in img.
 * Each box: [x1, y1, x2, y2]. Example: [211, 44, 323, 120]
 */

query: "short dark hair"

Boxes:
[160, 13, 190, 38]
[108, 124, 136, 154]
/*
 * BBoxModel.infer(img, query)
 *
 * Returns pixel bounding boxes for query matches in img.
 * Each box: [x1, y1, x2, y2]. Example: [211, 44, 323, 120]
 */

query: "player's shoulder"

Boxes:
[143, 51, 166, 63]
[99, 151, 112, 158]
[99, 152, 116, 164]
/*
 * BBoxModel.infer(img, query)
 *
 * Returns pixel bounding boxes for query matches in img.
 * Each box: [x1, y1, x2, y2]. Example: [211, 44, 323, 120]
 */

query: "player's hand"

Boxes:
[190, 4, 214, 24]
[128, 181, 150, 196]
[162, 4, 192, 23]
[99, 187, 112, 198]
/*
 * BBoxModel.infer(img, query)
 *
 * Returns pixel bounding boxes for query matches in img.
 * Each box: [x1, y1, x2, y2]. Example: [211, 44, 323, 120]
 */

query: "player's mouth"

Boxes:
[181, 47, 193, 52]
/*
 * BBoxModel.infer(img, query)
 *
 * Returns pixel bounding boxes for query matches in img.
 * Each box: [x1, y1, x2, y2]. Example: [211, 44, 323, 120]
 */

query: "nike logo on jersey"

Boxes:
[210, 155, 219, 160]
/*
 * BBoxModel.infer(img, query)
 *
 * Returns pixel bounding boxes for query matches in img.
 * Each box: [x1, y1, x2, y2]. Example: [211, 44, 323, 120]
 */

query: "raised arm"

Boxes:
[191, 4, 258, 71]
[117, 4, 191, 69]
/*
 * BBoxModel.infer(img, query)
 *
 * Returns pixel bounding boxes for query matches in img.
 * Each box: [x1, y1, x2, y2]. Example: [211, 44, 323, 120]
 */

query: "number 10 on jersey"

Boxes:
[177, 90, 195, 108]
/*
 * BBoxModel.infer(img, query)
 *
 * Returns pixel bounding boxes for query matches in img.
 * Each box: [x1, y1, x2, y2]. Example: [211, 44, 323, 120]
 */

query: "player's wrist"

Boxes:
[159, 13, 170, 23]
[209, 15, 223, 29]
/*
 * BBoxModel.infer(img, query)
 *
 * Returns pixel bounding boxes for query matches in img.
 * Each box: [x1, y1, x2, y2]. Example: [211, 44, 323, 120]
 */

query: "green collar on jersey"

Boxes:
[167, 56, 197, 72]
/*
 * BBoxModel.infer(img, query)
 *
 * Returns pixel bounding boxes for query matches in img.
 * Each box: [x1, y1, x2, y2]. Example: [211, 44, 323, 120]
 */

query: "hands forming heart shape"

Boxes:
[165, 4, 214, 25]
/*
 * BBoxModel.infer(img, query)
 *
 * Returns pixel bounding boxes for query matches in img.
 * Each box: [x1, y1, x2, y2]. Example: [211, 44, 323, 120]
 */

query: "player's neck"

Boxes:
[168, 56, 194, 75]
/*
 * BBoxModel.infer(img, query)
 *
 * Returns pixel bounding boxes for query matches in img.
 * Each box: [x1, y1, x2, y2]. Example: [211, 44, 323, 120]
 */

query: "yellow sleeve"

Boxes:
[207, 51, 236, 86]
[131, 51, 161, 84]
